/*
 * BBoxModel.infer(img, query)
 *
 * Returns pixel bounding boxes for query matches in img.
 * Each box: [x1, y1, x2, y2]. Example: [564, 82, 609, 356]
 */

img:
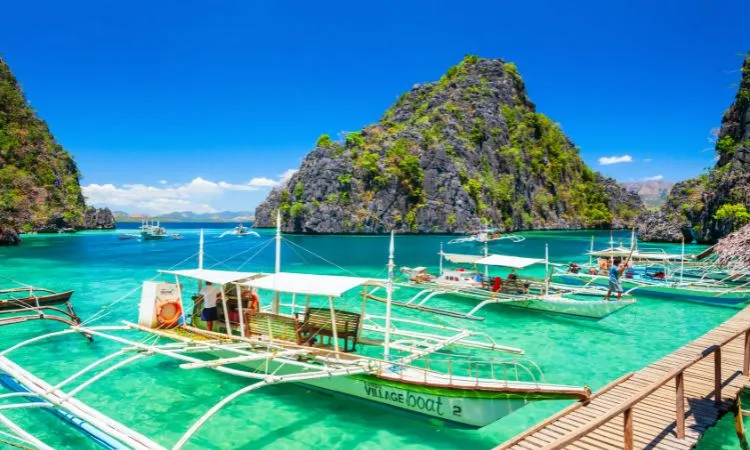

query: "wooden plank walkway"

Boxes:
[498, 305, 750, 449]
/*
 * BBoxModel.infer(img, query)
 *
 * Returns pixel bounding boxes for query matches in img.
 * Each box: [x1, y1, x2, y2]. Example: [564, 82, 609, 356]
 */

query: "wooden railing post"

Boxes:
[675, 371, 685, 439]
[744, 329, 750, 376]
[715, 347, 722, 405]
[624, 407, 633, 450]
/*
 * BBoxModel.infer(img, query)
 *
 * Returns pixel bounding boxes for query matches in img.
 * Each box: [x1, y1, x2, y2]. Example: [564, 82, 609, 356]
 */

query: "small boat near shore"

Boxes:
[448, 228, 525, 245]
[0, 286, 84, 329]
[219, 224, 260, 238]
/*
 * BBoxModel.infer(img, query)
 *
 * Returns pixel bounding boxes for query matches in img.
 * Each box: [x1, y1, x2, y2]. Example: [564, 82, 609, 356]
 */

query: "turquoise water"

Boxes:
[0, 227, 744, 449]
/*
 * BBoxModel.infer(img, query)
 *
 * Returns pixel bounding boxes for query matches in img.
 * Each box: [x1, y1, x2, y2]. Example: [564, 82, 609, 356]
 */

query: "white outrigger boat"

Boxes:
[447, 228, 525, 245]
[378, 244, 635, 321]
[554, 235, 750, 306]
[219, 223, 260, 238]
[0, 216, 590, 448]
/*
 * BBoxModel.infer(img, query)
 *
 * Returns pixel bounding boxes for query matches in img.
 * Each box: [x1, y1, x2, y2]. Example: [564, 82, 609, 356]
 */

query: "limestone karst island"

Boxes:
[0, 2, 749, 449]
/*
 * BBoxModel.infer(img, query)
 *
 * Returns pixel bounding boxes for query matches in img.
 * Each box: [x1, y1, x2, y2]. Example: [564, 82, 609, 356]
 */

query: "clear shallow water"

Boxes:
[0, 227, 743, 449]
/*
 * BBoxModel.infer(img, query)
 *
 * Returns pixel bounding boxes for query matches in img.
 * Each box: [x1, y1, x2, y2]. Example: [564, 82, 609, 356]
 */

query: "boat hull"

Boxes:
[0, 291, 74, 311]
[204, 346, 562, 428]
[186, 317, 577, 428]
[554, 274, 749, 305]
[503, 296, 635, 319]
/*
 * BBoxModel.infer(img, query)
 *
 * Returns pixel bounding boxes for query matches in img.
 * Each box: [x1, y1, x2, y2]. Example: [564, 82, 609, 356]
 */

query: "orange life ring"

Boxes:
[156, 299, 182, 327]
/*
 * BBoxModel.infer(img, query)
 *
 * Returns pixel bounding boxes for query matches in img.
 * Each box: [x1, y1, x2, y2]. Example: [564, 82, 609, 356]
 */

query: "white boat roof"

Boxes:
[442, 253, 484, 264]
[160, 269, 262, 284]
[474, 255, 545, 269]
[238, 272, 381, 297]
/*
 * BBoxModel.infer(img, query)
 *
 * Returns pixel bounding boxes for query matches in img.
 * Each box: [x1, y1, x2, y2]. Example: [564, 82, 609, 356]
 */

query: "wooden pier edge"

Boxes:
[496, 305, 750, 449]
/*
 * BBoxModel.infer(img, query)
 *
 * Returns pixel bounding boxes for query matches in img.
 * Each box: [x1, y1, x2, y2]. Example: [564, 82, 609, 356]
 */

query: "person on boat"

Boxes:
[568, 263, 580, 274]
[604, 258, 625, 302]
[199, 281, 219, 331]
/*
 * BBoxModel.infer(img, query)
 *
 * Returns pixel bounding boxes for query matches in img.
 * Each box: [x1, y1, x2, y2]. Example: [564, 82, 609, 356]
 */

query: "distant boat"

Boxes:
[219, 224, 260, 238]
[139, 221, 169, 240]
[448, 228, 524, 245]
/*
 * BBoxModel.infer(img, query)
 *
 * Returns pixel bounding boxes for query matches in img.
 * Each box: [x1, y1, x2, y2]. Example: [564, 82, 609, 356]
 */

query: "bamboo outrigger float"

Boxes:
[0, 214, 592, 448]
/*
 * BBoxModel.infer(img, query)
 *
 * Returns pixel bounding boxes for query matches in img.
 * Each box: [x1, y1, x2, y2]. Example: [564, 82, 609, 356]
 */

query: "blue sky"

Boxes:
[1, 0, 748, 214]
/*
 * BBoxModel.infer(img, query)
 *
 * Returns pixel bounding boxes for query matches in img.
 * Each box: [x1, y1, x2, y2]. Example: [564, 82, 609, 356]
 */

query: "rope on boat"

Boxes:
[79, 251, 200, 327]
[282, 238, 365, 277]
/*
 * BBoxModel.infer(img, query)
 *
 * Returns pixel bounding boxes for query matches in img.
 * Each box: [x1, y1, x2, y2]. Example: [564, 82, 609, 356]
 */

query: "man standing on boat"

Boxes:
[604, 258, 625, 302]
[200, 281, 219, 331]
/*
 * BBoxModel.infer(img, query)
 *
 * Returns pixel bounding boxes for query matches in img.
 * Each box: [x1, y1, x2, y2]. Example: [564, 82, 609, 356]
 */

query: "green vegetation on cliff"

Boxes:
[256, 56, 643, 233]
[0, 56, 86, 243]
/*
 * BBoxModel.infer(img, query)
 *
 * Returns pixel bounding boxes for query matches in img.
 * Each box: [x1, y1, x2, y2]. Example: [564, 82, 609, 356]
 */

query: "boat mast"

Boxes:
[198, 229, 204, 270]
[484, 242, 489, 278]
[680, 236, 685, 284]
[384, 230, 395, 361]
[273, 210, 281, 314]
[275, 210, 281, 274]
[589, 235, 594, 266]
[439, 242, 443, 276]
[545, 243, 550, 296]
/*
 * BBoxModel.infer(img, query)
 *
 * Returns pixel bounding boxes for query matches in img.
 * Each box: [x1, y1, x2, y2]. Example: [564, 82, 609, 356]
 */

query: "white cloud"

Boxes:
[642, 175, 664, 181]
[248, 177, 280, 188]
[279, 169, 298, 184]
[83, 170, 298, 214]
[598, 155, 633, 165]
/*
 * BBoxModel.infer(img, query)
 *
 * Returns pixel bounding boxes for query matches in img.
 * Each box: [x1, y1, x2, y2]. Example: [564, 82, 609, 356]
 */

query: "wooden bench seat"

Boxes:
[297, 307, 361, 352]
[245, 311, 302, 344]
[502, 278, 529, 294]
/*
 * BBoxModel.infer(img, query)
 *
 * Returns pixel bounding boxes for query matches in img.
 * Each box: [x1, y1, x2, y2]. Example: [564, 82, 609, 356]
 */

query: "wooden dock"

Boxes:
[498, 306, 750, 449]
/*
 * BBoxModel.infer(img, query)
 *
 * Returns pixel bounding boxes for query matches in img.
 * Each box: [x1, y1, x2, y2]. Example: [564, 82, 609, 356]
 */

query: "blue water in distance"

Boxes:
[0, 226, 744, 449]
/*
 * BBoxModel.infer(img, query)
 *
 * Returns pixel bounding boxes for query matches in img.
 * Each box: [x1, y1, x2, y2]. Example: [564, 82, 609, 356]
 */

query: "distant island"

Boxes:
[113, 210, 254, 223]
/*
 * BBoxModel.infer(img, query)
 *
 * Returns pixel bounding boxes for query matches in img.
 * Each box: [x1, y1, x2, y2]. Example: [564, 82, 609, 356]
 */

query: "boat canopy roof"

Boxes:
[475, 254, 545, 269]
[588, 247, 685, 261]
[442, 253, 484, 264]
[159, 269, 262, 284]
[238, 272, 382, 297]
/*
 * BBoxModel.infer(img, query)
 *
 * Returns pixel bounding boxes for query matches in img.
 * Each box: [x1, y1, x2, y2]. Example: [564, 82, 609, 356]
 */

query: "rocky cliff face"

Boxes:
[81, 207, 116, 229]
[639, 56, 750, 243]
[0, 57, 109, 244]
[256, 56, 643, 233]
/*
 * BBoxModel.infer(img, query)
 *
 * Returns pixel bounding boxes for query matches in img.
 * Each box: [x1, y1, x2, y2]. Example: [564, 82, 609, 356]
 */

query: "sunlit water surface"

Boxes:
[0, 226, 745, 449]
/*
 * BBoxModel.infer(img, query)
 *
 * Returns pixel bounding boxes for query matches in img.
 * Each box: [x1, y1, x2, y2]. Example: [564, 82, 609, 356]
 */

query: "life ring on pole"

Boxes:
[156, 299, 183, 327]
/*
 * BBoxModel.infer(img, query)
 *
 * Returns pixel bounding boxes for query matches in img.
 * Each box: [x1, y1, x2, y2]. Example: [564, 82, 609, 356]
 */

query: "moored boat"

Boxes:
[386, 246, 636, 320]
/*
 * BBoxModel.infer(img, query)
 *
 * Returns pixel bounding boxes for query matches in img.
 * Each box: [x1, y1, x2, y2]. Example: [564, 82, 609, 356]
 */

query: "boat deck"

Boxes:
[497, 305, 750, 449]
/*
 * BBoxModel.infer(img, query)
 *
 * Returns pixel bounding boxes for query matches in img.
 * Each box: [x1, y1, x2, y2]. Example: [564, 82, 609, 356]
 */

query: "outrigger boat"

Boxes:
[447, 228, 525, 245]
[0, 218, 591, 448]
[553, 264, 750, 306]
[139, 220, 182, 241]
[374, 245, 636, 321]
[219, 224, 260, 238]
[556, 236, 750, 306]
